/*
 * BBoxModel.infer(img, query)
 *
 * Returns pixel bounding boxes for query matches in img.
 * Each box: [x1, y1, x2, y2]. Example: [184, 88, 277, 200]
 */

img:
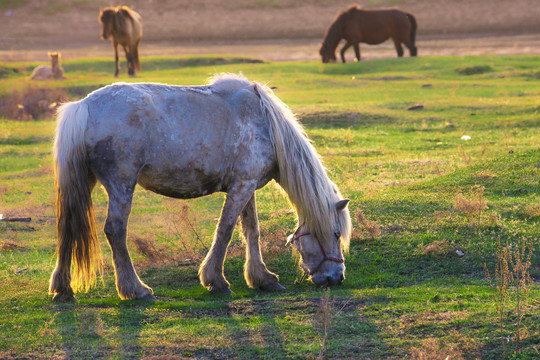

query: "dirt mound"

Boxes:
[0, 86, 70, 120]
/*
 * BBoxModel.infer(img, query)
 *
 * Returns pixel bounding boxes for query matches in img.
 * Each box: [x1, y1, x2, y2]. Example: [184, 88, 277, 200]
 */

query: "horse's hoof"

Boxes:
[52, 293, 77, 303]
[208, 286, 233, 295]
[139, 294, 157, 301]
[260, 282, 286, 292]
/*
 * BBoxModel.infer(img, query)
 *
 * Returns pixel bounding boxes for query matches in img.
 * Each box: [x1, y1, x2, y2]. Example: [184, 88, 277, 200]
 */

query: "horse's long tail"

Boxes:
[49, 101, 101, 296]
[406, 13, 418, 56]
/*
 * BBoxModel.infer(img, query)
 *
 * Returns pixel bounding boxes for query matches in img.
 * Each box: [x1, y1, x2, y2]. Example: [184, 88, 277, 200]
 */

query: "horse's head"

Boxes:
[98, 8, 115, 40]
[48, 52, 60, 64]
[319, 43, 337, 63]
[288, 199, 351, 286]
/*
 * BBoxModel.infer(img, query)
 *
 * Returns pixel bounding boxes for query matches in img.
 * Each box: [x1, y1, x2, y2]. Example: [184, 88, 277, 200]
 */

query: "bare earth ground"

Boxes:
[1, 0, 540, 62]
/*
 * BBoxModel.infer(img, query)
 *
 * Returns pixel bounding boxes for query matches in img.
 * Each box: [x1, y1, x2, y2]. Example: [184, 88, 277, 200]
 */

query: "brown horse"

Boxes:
[99, 6, 143, 77]
[319, 5, 417, 63]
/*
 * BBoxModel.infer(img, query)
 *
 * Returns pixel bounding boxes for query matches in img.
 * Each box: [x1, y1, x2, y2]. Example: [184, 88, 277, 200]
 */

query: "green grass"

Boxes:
[1, 54, 539, 359]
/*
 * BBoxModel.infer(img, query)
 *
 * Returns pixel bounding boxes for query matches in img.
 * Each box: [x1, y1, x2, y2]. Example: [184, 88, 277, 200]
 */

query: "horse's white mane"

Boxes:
[207, 73, 352, 251]
[207, 72, 251, 91]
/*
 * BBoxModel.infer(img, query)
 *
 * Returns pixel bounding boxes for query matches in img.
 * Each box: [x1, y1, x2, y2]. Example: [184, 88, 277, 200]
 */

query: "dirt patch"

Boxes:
[0, 241, 27, 252]
[0, 86, 70, 120]
[1, 0, 540, 62]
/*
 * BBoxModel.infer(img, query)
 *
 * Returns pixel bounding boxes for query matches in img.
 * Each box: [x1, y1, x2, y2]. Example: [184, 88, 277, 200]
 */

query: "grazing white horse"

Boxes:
[49, 74, 351, 302]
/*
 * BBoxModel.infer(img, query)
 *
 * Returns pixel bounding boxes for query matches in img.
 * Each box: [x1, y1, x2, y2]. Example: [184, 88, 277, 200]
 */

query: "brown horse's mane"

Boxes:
[99, 6, 137, 35]
[319, 5, 360, 59]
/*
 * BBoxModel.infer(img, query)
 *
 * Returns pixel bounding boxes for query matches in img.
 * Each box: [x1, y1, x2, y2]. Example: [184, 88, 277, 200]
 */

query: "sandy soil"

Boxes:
[1, 0, 540, 62]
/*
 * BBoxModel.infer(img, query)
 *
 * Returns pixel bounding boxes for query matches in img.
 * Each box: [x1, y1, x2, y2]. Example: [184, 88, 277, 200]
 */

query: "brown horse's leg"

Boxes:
[133, 41, 141, 73]
[353, 43, 361, 62]
[122, 45, 135, 77]
[199, 182, 256, 294]
[113, 42, 120, 77]
[405, 41, 417, 57]
[241, 194, 284, 291]
[103, 187, 154, 300]
[340, 41, 352, 63]
[392, 38, 404, 57]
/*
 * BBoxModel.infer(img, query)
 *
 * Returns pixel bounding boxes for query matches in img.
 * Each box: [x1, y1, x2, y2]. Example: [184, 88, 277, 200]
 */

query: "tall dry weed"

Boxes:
[131, 236, 169, 264]
[166, 202, 209, 261]
[484, 236, 535, 356]
[315, 289, 351, 360]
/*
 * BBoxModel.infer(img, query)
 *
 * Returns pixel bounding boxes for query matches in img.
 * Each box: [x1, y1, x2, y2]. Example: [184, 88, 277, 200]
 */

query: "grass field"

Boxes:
[0, 54, 539, 359]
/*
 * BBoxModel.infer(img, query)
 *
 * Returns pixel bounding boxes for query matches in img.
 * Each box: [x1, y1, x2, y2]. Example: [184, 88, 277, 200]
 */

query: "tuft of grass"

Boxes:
[421, 240, 454, 257]
[354, 208, 381, 241]
[453, 185, 488, 218]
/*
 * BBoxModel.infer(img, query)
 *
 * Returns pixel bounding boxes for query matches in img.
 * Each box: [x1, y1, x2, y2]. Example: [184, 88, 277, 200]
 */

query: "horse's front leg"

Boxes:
[340, 41, 352, 63]
[353, 43, 361, 62]
[199, 182, 256, 294]
[113, 42, 120, 77]
[242, 194, 285, 291]
[104, 187, 154, 300]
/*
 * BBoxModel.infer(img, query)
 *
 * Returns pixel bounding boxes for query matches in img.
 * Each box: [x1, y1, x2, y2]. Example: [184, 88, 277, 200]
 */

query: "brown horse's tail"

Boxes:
[49, 101, 102, 296]
[406, 13, 418, 56]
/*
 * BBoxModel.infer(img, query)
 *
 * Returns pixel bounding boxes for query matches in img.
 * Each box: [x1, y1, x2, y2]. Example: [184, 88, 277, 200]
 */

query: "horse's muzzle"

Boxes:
[101, 34, 108, 40]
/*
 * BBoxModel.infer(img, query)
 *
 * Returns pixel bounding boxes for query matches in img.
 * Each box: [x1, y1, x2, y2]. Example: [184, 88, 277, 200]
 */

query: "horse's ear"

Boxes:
[336, 199, 350, 211]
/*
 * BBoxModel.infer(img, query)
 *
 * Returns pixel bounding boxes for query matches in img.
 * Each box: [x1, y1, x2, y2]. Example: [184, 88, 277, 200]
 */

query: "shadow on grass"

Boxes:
[299, 111, 401, 129]
[0, 136, 51, 146]
[53, 299, 154, 359]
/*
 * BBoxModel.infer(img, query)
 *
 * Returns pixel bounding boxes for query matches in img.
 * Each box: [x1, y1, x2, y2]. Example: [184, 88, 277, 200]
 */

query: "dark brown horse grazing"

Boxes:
[319, 5, 417, 63]
[99, 6, 143, 77]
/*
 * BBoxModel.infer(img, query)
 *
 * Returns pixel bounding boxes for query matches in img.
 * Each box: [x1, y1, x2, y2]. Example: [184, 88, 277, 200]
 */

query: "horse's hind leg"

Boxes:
[241, 194, 284, 291]
[199, 182, 256, 294]
[405, 41, 417, 57]
[392, 38, 404, 57]
[113, 42, 120, 78]
[122, 45, 135, 77]
[103, 184, 154, 300]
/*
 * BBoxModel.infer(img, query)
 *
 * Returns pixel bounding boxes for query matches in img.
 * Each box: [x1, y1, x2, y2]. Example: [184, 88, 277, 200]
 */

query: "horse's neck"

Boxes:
[323, 18, 345, 52]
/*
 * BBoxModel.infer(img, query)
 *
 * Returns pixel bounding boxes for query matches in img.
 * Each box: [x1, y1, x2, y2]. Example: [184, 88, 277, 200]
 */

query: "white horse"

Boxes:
[49, 74, 352, 302]
[30, 52, 65, 80]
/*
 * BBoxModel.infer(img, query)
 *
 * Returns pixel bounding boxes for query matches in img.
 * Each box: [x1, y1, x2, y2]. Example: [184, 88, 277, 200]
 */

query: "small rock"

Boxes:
[461, 135, 471, 140]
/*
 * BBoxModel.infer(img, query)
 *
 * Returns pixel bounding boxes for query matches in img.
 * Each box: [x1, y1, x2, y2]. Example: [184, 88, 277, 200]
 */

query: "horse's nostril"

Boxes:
[339, 274, 345, 282]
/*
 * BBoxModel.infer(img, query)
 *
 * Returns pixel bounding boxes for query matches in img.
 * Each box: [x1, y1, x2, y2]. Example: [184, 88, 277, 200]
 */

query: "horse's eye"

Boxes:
[334, 231, 341, 239]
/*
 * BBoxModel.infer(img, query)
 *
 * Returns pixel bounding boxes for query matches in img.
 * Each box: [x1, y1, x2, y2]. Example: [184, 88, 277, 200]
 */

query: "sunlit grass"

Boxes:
[0, 54, 538, 359]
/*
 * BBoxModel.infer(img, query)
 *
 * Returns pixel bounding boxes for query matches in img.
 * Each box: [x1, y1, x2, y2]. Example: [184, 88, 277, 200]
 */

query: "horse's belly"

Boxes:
[137, 167, 227, 199]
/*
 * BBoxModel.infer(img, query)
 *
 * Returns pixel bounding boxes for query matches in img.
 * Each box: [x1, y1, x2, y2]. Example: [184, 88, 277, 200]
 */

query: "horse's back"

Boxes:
[345, 8, 412, 43]
[82, 81, 274, 198]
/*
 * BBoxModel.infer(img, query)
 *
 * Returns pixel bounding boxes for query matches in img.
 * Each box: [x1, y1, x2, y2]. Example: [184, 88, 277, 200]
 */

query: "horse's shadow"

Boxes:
[53, 298, 152, 359]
